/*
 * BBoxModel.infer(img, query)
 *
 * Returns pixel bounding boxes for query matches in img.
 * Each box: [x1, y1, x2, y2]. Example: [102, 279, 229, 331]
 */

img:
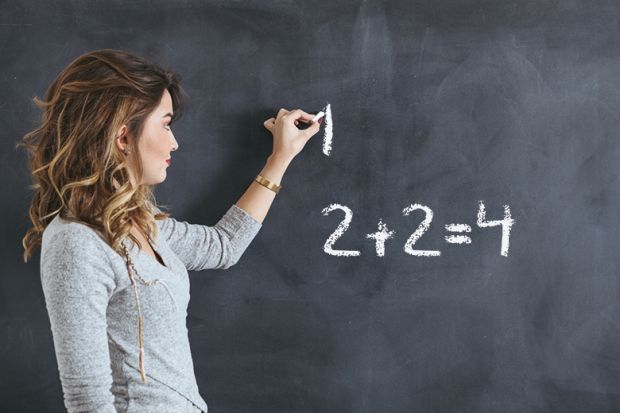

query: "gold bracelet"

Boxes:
[254, 174, 282, 194]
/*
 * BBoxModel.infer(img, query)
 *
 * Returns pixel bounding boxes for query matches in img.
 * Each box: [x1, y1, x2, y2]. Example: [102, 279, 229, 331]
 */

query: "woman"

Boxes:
[18, 49, 321, 413]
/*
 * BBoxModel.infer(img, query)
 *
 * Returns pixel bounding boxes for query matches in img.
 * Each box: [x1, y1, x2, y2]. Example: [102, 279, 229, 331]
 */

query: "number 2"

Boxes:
[402, 203, 441, 257]
[321, 203, 362, 257]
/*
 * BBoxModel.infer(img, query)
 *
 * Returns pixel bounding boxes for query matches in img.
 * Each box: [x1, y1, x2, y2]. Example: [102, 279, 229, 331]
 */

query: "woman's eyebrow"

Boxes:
[162, 112, 174, 118]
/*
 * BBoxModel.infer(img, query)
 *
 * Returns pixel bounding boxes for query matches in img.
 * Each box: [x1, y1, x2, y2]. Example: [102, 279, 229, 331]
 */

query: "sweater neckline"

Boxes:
[127, 236, 170, 271]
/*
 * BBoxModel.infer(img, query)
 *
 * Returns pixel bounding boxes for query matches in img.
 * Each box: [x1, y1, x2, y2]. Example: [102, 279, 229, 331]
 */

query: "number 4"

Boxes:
[476, 201, 515, 257]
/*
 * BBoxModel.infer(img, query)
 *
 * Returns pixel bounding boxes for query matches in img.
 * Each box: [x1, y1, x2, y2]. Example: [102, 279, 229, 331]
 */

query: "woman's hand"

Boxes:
[263, 108, 322, 161]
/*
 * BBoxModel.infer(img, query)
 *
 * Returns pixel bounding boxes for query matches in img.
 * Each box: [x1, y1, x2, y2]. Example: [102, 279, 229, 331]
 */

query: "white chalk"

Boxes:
[402, 203, 441, 257]
[311, 111, 325, 122]
[445, 235, 472, 244]
[322, 104, 333, 156]
[321, 203, 361, 257]
[445, 223, 472, 233]
[476, 201, 515, 257]
[366, 218, 396, 257]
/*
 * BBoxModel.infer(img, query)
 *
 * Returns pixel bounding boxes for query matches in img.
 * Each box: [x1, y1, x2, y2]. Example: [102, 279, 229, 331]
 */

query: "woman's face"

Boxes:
[116, 89, 179, 187]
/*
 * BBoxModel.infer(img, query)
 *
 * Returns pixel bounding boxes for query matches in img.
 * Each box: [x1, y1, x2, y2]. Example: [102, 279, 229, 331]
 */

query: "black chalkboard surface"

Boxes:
[5, 1, 620, 412]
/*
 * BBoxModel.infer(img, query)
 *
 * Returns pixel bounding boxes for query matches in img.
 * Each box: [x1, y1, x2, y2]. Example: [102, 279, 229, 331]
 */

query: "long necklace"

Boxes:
[120, 238, 177, 384]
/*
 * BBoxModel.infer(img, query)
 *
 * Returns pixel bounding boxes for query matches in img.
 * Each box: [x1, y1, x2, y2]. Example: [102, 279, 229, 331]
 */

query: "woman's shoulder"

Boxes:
[153, 205, 174, 238]
[41, 213, 110, 259]
[43, 212, 102, 238]
[40, 214, 118, 301]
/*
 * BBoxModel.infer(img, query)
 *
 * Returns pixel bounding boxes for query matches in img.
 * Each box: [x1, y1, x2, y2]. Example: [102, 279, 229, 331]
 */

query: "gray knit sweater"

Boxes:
[40, 204, 262, 412]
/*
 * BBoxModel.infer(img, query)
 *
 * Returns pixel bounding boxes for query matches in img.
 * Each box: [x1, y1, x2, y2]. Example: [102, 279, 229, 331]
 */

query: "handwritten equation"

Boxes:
[321, 201, 515, 257]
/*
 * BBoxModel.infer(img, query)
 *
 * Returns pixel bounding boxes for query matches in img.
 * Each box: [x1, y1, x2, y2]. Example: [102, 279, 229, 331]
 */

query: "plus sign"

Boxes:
[366, 219, 396, 257]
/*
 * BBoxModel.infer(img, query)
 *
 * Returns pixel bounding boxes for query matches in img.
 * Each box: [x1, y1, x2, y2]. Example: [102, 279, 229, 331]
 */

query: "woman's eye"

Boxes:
[164, 123, 172, 130]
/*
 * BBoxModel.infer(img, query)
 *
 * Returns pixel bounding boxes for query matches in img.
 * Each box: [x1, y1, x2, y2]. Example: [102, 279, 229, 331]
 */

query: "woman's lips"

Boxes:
[166, 159, 171, 166]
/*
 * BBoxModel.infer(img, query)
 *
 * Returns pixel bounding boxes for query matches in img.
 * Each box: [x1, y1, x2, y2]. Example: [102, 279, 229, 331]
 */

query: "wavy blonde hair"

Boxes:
[17, 48, 188, 263]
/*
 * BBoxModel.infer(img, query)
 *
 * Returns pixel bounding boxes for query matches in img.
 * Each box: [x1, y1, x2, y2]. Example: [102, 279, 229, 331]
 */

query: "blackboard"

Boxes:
[5, 0, 620, 411]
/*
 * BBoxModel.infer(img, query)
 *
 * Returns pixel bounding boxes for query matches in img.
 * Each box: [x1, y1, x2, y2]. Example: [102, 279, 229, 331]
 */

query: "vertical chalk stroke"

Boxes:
[322, 103, 333, 156]
[321, 203, 361, 257]
[476, 200, 515, 257]
[365, 218, 395, 257]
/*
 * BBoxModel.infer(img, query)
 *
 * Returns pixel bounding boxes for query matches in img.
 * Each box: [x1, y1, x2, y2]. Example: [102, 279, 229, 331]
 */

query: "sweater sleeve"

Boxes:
[40, 226, 117, 413]
[155, 204, 262, 271]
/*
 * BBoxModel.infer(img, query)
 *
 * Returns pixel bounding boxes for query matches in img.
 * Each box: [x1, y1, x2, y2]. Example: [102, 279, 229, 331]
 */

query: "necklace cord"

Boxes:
[120, 239, 178, 384]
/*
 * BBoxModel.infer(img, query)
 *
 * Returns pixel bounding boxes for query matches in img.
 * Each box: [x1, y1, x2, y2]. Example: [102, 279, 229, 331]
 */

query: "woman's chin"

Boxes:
[141, 172, 167, 186]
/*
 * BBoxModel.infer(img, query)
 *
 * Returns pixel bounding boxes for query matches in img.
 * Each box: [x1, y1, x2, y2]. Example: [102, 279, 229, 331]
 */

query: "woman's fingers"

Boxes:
[301, 120, 321, 139]
[285, 108, 316, 122]
[263, 117, 275, 131]
[267, 108, 320, 132]
[275, 108, 318, 123]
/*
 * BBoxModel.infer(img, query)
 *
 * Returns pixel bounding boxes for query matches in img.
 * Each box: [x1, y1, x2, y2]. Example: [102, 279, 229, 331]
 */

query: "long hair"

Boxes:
[17, 48, 188, 263]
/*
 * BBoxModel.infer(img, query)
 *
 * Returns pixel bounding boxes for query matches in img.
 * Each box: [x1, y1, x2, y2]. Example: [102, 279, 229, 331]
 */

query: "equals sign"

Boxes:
[445, 223, 472, 244]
